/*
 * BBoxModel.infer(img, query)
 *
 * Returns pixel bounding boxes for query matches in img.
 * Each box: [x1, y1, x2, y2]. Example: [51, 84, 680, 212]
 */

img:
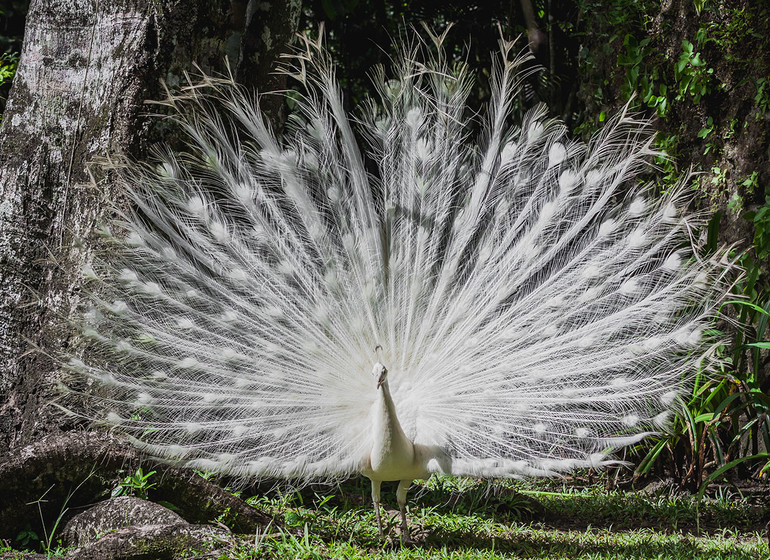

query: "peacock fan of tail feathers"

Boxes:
[68, 29, 732, 538]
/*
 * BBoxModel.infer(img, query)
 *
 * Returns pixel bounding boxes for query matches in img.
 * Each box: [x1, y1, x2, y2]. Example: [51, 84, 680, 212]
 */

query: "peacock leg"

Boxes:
[396, 479, 412, 541]
[371, 479, 383, 537]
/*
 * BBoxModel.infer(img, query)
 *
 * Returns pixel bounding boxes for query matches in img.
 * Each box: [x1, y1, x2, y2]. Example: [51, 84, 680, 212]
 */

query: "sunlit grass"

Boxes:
[224, 522, 766, 560]
[227, 476, 768, 559]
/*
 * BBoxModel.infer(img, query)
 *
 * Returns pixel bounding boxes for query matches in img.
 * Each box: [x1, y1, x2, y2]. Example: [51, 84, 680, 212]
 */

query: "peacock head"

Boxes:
[372, 362, 388, 389]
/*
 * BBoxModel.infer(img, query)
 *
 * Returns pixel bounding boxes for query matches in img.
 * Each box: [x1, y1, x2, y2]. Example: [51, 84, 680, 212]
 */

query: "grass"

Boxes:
[5, 476, 767, 559]
[221, 476, 768, 559]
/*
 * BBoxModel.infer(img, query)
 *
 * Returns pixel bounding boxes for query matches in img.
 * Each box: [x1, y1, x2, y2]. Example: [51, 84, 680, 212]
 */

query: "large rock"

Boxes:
[61, 496, 186, 547]
[68, 523, 230, 560]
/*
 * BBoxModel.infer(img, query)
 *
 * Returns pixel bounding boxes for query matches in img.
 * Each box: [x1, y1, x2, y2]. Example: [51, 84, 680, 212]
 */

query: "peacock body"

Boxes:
[72, 31, 729, 538]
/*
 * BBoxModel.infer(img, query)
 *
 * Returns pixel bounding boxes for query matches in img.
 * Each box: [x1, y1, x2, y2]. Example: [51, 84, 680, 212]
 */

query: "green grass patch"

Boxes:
[225, 477, 768, 559]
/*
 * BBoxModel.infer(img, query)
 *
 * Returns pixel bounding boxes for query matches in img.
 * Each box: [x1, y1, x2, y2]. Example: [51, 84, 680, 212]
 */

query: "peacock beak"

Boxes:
[374, 363, 387, 389]
[372, 359, 388, 389]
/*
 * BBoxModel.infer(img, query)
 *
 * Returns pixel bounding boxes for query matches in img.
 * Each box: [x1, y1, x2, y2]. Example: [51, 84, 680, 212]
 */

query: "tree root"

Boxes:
[0, 430, 274, 542]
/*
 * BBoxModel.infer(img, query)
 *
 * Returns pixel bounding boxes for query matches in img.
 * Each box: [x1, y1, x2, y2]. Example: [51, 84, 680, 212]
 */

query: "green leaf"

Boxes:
[697, 453, 770, 501]
[635, 438, 668, 475]
[285, 511, 303, 526]
[712, 391, 745, 417]
[721, 300, 770, 316]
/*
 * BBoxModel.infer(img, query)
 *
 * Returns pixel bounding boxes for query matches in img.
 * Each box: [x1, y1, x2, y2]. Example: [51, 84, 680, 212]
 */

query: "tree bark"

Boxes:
[0, 0, 300, 449]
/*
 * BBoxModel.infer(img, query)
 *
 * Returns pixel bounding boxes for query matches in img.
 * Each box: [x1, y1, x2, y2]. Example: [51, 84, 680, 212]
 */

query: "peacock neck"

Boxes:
[373, 380, 412, 455]
[378, 382, 399, 425]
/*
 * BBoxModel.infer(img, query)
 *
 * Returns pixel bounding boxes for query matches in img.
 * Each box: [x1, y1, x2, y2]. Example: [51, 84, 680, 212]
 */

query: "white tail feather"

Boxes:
[71, 32, 730, 484]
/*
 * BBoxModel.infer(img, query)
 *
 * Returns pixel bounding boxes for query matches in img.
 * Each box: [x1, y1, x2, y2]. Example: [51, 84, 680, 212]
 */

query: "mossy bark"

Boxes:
[574, 0, 769, 237]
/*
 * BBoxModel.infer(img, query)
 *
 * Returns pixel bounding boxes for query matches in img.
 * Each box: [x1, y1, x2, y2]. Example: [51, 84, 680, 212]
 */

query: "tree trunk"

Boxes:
[0, 0, 300, 450]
